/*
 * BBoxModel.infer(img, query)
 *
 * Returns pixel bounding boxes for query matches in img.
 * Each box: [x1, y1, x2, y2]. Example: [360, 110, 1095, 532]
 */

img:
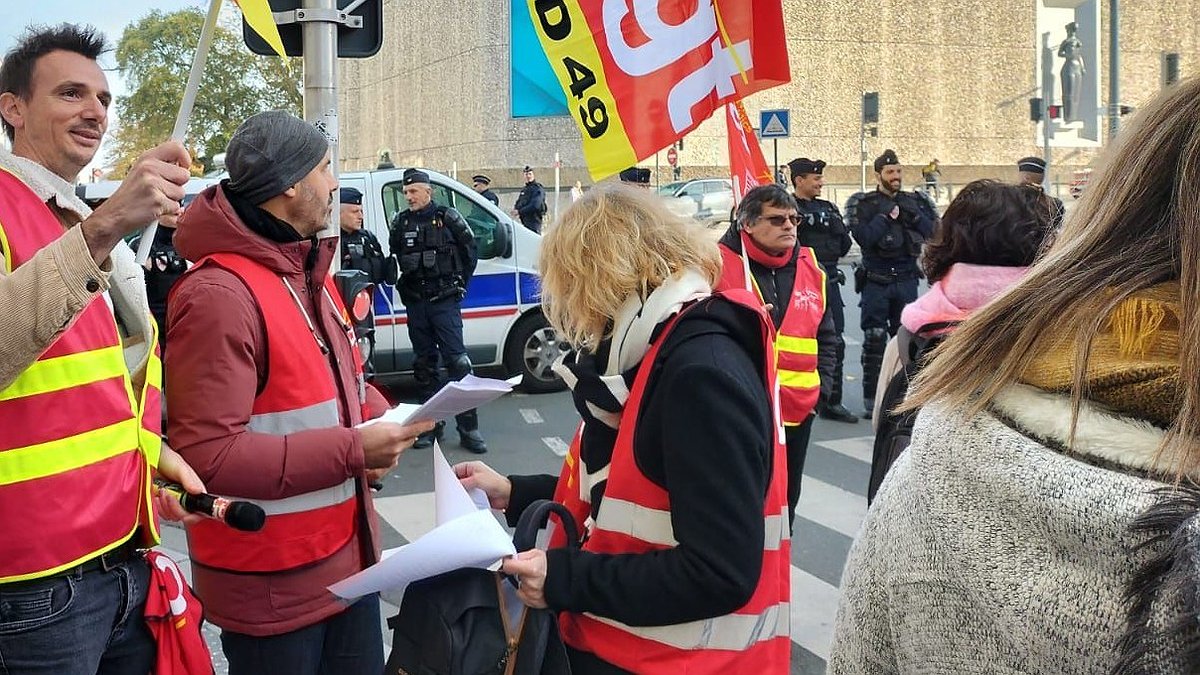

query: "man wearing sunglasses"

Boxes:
[716, 184, 838, 530]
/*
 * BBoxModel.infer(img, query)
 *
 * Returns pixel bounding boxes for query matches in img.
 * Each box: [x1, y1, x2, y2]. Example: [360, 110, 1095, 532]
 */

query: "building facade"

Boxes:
[339, 0, 1198, 190]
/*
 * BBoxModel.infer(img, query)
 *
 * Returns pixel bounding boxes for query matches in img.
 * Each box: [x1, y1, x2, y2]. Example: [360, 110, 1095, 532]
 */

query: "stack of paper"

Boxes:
[328, 442, 515, 600]
[360, 374, 514, 428]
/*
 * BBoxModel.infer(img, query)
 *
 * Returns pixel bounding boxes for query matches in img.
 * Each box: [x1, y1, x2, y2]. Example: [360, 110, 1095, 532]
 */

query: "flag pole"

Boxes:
[134, 0, 224, 264]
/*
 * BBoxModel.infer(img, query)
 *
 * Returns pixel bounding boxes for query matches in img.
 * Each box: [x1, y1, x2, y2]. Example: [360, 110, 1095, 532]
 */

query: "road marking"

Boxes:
[797, 475, 867, 539]
[542, 436, 570, 456]
[790, 565, 843, 661]
[519, 408, 545, 424]
[815, 435, 875, 464]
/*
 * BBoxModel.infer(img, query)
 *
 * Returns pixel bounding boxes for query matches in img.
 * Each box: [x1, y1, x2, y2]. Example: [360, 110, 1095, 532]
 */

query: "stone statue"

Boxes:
[1058, 22, 1085, 123]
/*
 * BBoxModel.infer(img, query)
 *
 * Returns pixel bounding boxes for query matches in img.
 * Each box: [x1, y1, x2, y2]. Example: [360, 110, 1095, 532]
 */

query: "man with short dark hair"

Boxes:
[390, 168, 487, 453]
[716, 184, 837, 529]
[0, 22, 205, 674]
[512, 165, 546, 232]
[472, 174, 500, 206]
[167, 110, 431, 674]
[1017, 156, 1065, 228]
[790, 157, 857, 423]
[845, 149, 937, 418]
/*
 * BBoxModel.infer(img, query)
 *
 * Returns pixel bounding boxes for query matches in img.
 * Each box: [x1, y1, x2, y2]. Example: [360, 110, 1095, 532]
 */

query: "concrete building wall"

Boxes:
[339, 0, 1198, 190]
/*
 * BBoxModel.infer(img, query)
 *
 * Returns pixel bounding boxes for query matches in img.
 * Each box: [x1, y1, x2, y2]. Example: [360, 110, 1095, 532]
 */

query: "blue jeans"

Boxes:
[0, 558, 155, 675]
[220, 595, 382, 675]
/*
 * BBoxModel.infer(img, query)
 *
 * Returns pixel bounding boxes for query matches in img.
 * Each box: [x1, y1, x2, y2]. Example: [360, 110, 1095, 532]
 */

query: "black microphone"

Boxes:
[153, 479, 266, 532]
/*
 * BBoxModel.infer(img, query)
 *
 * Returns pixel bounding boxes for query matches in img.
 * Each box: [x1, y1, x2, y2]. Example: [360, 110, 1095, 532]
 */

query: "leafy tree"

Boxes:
[109, 8, 301, 175]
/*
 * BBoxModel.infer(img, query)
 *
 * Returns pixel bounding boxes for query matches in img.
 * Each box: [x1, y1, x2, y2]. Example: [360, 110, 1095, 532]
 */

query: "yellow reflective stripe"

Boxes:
[775, 335, 818, 355]
[140, 427, 162, 469]
[0, 220, 11, 274]
[587, 601, 791, 651]
[778, 369, 821, 389]
[0, 345, 127, 402]
[0, 528, 139, 585]
[0, 418, 139, 486]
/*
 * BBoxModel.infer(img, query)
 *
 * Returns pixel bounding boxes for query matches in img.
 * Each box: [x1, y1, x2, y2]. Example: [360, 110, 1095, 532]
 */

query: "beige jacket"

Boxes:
[0, 147, 155, 391]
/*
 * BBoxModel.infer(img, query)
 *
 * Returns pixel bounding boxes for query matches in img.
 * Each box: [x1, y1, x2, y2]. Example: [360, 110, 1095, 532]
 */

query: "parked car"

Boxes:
[656, 178, 735, 227]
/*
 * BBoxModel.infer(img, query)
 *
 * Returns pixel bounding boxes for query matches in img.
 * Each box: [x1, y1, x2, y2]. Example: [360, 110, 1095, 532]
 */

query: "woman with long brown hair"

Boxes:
[830, 77, 1200, 673]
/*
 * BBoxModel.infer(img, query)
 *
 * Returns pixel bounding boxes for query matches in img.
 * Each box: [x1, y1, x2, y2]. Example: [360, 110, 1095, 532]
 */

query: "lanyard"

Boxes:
[281, 278, 329, 355]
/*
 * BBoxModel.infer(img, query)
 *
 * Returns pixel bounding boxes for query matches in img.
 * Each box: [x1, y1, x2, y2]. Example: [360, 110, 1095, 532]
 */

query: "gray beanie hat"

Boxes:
[226, 110, 329, 205]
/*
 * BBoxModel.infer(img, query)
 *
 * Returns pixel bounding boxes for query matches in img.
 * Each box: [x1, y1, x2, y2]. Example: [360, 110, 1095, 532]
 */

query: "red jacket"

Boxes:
[167, 185, 389, 636]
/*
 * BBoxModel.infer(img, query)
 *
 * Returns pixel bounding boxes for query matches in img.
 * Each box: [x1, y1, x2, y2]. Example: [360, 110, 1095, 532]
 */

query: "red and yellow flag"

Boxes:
[528, 0, 790, 180]
[726, 100, 773, 204]
[234, 0, 287, 58]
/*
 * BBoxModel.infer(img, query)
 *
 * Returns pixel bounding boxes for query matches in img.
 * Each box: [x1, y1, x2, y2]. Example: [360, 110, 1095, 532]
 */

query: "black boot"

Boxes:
[458, 428, 487, 454]
[413, 420, 445, 449]
[862, 398, 875, 420]
[819, 403, 859, 423]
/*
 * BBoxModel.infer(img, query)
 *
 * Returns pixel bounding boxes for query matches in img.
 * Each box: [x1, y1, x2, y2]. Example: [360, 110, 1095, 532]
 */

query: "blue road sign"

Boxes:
[759, 109, 790, 138]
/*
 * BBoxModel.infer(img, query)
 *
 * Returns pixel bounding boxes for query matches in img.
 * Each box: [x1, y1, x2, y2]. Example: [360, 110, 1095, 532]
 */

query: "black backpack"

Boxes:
[867, 321, 958, 504]
[385, 500, 578, 675]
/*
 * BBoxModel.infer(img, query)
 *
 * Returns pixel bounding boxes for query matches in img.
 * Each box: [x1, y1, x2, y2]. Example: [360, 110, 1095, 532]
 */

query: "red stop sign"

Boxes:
[666, 147, 678, 166]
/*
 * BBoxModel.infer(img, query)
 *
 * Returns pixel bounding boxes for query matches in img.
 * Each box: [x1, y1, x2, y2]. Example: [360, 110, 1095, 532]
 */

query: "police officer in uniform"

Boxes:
[472, 174, 500, 206]
[512, 165, 546, 233]
[845, 149, 937, 418]
[1017, 156, 1065, 229]
[389, 168, 487, 452]
[338, 187, 387, 284]
[789, 157, 857, 423]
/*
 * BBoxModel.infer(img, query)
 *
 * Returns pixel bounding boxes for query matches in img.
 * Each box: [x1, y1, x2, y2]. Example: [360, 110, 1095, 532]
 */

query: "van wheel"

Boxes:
[505, 313, 569, 394]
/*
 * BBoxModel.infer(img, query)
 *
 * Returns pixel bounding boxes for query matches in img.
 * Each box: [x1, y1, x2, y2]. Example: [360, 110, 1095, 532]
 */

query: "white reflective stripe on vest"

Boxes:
[594, 498, 789, 551]
[246, 478, 357, 516]
[586, 601, 790, 651]
[247, 399, 340, 435]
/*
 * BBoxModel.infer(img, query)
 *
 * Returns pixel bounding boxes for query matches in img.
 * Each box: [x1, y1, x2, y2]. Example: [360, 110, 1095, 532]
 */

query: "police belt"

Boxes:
[863, 268, 918, 284]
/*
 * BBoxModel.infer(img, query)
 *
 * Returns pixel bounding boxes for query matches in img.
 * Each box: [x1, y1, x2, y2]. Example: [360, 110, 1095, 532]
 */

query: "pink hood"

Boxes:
[901, 263, 1029, 332]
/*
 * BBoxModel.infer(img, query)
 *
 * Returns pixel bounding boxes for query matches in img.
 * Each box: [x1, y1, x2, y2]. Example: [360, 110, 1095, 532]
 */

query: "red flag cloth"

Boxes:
[726, 100, 774, 204]
[529, 0, 791, 179]
[144, 551, 213, 675]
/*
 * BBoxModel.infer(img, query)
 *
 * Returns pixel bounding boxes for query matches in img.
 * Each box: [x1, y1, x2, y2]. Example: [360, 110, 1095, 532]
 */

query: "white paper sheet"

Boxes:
[358, 375, 512, 429]
[328, 442, 515, 601]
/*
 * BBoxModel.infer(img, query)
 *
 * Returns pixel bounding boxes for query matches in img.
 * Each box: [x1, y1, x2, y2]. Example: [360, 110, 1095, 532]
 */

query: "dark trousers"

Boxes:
[221, 594, 382, 675]
[859, 277, 919, 399]
[784, 415, 815, 531]
[0, 558, 155, 675]
[406, 297, 477, 431]
[825, 276, 847, 406]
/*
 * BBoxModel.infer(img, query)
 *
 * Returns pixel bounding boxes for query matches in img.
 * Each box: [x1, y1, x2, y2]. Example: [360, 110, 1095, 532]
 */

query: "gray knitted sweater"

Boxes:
[830, 384, 1200, 674]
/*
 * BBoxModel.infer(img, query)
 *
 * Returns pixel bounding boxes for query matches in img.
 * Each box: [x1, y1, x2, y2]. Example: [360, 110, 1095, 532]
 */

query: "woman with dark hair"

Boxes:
[870, 179, 1054, 422]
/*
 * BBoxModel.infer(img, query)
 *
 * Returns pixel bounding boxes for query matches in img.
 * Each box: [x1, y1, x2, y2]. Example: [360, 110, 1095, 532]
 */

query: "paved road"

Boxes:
[161, 263, 877, 675]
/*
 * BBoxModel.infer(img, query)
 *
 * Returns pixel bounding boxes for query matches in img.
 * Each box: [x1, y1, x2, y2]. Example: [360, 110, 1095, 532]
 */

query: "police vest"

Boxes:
[552, 290, 791, 674]
[394, 206, 465, 300]
[796, 198, 849, 267]
[0, 168, 162, 583]
[181, 252, 368, 573]
[718, 239, 826, 425]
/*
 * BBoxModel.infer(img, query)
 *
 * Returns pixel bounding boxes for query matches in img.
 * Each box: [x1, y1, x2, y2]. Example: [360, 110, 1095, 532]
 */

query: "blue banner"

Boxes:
[510, 0, 568, 118]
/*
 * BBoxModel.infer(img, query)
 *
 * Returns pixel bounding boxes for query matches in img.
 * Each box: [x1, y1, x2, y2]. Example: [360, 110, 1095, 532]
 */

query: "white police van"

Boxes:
[340, 168, 567, 393]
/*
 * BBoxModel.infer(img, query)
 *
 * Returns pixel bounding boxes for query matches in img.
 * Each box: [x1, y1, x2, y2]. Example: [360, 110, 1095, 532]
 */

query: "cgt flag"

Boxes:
[726, 100, 772, 204]
[235, 0, 287, 58]
[528, 0, 790, 181]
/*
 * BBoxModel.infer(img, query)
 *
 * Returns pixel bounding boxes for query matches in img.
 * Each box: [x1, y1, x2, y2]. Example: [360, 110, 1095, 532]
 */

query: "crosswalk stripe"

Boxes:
[797, 474, 868, 539]
[815, 434, 876, 464]
[789, 565, 842, 662]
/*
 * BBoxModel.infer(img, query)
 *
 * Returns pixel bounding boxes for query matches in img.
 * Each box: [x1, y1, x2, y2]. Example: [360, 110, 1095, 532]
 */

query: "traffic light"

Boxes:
[862, 92, 879, 125]
[675, 139, 684, 151]
[1029, 97, 1043, 122]
[333, 269, 376, 378]
[1047, 104, 1062, 120]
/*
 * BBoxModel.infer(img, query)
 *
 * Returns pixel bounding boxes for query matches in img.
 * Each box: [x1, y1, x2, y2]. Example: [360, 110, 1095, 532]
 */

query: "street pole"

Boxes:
[772, 139, 778, 183]
[859, 124, 867, 194]
[303, 0, 339, 243]
[554, 152, 561, 224]
[1042, 98, 1053, 193]
[655, 151, 660, 189]
[1108, 0, 1121, 138]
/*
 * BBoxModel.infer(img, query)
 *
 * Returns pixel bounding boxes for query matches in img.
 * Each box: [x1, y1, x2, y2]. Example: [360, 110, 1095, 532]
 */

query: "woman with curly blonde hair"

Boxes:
[457, 184, 792, 674]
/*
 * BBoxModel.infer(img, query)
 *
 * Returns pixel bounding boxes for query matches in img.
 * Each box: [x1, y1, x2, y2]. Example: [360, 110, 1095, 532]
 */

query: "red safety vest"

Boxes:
[718, 236, 826, 425]
[552, 289, 791, 673]
[0, 168, 161, 583]
[182, 252, 368, 573]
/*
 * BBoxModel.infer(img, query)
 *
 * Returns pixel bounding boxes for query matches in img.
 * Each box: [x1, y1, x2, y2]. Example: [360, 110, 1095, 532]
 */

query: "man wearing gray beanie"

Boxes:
[165, 110, 432, 675]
